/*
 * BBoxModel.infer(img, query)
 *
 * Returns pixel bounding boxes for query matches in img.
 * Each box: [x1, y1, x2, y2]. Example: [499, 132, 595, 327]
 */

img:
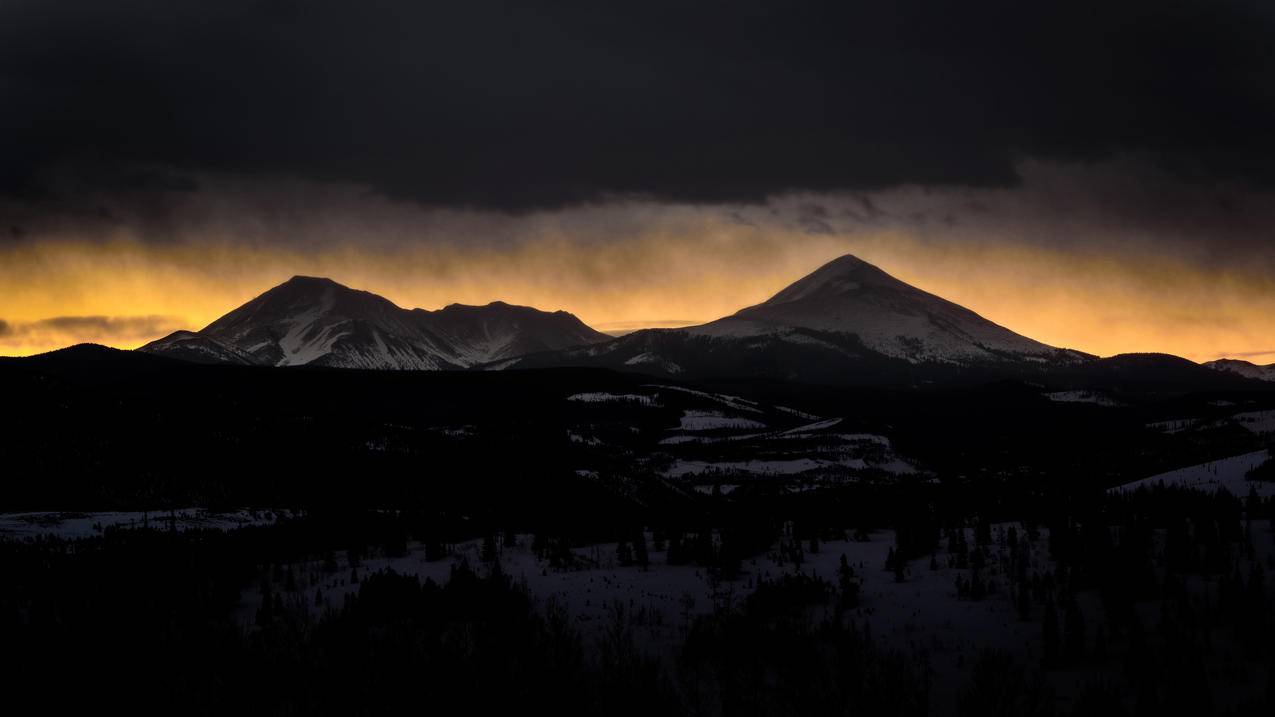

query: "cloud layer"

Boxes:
[4, 158, 1275, 363]
[3, 3, 1274, 361]
[3, 1, 1274, 213]
[0, 315, 184, 352]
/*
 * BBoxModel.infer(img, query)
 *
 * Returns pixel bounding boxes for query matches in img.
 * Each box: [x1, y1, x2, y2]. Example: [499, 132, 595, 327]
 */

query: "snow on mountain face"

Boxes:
[427, 301, 612, 364]
[138, 330, 258, 366]
[689, 254, 1074, 364]
[1204, 358, 1275, 382]
[495, 254, 1089, 383]
[141, 276, 609, 370]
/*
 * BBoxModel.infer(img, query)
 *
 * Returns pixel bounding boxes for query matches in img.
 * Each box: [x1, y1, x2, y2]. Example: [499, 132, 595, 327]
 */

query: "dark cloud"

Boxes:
[2, 0, 1273, 214]
[0, 315, 184, 348]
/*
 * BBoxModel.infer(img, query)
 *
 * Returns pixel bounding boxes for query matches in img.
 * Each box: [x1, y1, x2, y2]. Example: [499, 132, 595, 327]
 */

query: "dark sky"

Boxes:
[4, 1, 1275, 361]
[4, 0, 1274, 211]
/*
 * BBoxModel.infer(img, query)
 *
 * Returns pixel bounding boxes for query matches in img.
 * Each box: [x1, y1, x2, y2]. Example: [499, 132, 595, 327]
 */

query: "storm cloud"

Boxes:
[3, 0, 1274, 213]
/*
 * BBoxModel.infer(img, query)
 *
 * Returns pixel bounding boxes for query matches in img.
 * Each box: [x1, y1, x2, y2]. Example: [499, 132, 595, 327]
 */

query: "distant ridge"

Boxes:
[1205, 358, 1275, 382]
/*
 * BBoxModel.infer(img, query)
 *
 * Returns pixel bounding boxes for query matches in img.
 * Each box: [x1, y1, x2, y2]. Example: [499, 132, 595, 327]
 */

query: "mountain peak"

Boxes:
[144, 276, 610, 369]
[273, 275, 347, 294]
[761, 254, 897, 307]
[684, 252, 1073, 365]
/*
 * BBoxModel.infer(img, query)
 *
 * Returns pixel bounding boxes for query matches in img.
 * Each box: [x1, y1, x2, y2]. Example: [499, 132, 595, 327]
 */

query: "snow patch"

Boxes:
[1111, 450, 1274, 497]
[567, 392, 659, 406]
[678, 410, 767, 432]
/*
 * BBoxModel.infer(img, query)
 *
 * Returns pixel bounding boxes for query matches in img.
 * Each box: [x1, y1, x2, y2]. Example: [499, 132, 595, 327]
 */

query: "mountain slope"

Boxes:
[496, 254, 1089, 384]
[139, 330, 258, 366]
[140, 276, 609, 369]
[688, 255, 1075, 364]
[1205, 358, 1275, 382]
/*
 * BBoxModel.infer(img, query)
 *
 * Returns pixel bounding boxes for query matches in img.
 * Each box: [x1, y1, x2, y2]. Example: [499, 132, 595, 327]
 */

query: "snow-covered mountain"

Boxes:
[497, 254, 1090, 383]
[690, 255, 1077, 363]
[140, 276, 609, 369]
[1204, 358, 1275, 382]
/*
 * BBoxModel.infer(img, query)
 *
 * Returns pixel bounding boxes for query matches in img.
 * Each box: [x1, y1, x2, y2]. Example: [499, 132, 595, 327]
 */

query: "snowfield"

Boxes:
[1044, 390, 1122, 407]
[646, 385, 764, 414]
[1110, 449, 1275, 497]
[1232, 409, 1275, 435]
[0, 508, 294, 540]
[677, 410, 768, 431]
[228, 523, 1073, 717]
[566, 392, 659, 406]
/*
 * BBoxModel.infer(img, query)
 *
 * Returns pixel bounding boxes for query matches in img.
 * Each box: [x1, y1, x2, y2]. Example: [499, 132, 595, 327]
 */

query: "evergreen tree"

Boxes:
[634, 530, 650, 569]
[1063, 600, 1085, 664]
[1016, 577, 1032, 621]
[256, 584, 274, 626]
[838, 554, 860, 609]
[1041, 601, 1060, 668]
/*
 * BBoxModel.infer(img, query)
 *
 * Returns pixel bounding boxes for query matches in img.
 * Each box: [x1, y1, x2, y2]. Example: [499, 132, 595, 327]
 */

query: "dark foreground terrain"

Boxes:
[3, 345, 1275, 715]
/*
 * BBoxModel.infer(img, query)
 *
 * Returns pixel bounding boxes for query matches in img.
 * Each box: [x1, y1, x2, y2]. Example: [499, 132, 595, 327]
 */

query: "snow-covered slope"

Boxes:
[140, 276, 609, 369]
[1204, 358, 1275, 382]
[498, 254, 1089, 382]
[1110, 450, 1274, 497]
[139, 330, 258, 366]
[690, 255, 1081, 364]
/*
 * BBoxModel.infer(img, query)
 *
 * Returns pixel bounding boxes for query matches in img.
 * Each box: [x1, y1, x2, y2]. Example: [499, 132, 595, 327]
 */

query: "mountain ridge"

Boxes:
[1204, 358, 1275, 382]
[141, 276, 610, 369]
[494, 254, 1095, 384]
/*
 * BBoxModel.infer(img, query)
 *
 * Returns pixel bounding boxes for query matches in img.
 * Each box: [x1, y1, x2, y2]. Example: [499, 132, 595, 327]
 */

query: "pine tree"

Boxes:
[838, 554, 860, 609]
[1041, 601, 1060, 668]
[1064, 600, 1085, 664]
[634, 530, 650, 569]
[482, 534, 498, 563]
[256, 584, 274, 626]
[1016, 577, 1032, 621]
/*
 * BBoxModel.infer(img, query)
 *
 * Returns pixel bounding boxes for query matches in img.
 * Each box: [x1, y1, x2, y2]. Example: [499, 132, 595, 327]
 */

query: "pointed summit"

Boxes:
[691, 253, 1067, 363]
[760, 254, 896, 306]
[500, 253, 1089, 382]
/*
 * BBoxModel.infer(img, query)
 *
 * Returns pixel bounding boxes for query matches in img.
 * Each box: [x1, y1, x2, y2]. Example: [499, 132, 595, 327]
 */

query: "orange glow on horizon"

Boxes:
[3, 233, 1274, 365]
